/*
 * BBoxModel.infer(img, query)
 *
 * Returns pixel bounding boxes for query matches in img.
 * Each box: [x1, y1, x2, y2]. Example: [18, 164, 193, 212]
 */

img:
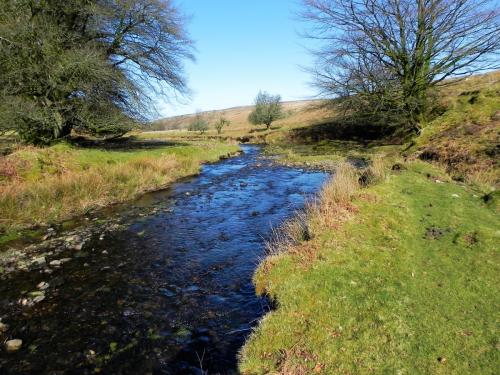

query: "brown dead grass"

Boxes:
[264, 161, 388, 267]
[0, 156, 180, 229]
[416, 121, 499, 188]
[0, 141, 238, 233]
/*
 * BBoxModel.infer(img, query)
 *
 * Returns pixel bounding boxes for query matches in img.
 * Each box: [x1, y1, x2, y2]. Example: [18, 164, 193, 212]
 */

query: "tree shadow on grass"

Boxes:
[69, 135, 190, 152]
[290, 117, 406, 146]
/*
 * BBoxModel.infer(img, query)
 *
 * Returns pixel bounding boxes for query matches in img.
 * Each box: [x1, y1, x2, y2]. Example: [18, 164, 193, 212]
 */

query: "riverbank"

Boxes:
[0, 139, 239, 245]
[239, 73, 499, 373]
[240, 158, 499, 374]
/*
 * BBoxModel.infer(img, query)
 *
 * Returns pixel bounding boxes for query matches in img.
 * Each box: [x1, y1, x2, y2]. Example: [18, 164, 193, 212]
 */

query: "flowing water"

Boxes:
[0, 145, 329, 374]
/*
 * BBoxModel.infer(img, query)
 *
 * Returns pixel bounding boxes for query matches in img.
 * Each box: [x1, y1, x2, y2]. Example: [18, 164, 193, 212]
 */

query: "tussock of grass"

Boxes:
[265, 161, 387, 259]
[0, 141, 238, 233]
[240, 160, 499, 374]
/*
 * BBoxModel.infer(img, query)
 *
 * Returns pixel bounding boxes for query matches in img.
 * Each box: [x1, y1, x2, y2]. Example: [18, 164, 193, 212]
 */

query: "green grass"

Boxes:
[240, 161, 499, 374]
[0, 140, 239, 237]
[420, 72, 500, 140]
[265, 140, 401, 170]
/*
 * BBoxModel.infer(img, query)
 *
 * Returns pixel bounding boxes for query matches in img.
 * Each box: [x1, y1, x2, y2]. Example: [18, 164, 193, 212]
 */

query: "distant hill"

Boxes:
[151, 100, 328, 132]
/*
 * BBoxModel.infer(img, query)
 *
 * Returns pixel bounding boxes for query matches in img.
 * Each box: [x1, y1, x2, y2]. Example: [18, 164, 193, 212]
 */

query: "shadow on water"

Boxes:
[0, 145, 329, 374]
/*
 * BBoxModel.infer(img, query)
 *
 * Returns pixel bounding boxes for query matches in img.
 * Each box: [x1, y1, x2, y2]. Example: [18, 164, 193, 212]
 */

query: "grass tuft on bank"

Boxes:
[240, 160, 499, 374]
[0, 140, 238, 238]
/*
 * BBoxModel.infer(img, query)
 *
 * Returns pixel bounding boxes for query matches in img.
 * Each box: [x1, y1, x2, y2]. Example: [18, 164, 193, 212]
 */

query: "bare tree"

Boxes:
[302, 0, 500, 132]
[214, 116, 230, 134]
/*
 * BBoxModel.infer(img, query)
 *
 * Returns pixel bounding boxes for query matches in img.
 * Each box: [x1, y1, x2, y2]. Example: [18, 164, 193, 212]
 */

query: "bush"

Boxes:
[188, 113, 209, 134]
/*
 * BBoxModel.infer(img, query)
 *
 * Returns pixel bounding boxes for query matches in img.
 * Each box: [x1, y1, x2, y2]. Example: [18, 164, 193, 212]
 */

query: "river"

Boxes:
[0, 145, 329, 374]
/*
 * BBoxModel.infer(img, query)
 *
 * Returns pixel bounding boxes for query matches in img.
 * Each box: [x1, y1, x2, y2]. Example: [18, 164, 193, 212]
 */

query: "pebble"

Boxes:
[19, 298, 31, 306]
[36, 281, 49, 290]
[32, 257, 46, 266]
[50, 276, 65, 287]
[49, 260, 61, 267]
[5, 339, 22, 352]
[65, 235, 77, 243]
[451, 194, 460, 198]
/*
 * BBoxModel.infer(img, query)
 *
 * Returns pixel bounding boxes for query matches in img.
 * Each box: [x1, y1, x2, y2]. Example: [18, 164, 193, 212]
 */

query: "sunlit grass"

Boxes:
[0, 141, 239, 234]
[240, 160, 499, 374]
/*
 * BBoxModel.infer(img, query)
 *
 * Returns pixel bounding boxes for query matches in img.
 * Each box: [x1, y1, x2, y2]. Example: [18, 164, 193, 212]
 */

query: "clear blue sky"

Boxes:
[156, 0, 316, 118]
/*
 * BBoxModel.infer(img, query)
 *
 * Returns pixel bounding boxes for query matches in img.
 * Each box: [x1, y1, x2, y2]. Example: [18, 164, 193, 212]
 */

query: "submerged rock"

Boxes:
[175, 327, 192, 339]
[71, 242, 85, 251]
[160, 288, 176, 298]
[5, 339, 22, 352]
[33, 295, 46, 303]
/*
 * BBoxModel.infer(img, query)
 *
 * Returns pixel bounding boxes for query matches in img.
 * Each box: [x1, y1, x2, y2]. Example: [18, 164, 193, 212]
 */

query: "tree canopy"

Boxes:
[248, 91, 283, 130]
[302, 0, 500, 134]
[0, 0, 193, 144]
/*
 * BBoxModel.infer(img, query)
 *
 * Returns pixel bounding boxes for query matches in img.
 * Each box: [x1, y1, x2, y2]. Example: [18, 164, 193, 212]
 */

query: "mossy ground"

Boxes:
[240, 161, 499, 374]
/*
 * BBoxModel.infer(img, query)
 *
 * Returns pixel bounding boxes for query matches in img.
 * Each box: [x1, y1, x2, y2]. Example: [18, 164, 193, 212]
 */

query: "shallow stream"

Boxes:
[0, 145, 328, 374]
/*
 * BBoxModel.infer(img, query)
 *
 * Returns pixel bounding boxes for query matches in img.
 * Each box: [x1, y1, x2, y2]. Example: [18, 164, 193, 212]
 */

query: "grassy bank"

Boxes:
[0, 140, 238, 241]
[239, 72, 499, 373]
[240, 160, 499, 374]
